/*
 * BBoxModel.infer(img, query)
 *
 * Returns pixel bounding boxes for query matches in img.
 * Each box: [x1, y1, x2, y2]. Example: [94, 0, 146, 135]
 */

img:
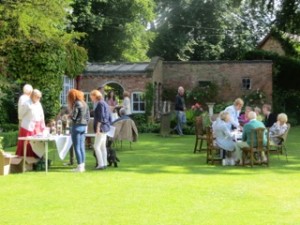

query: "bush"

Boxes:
[0, 131, 18, 148]
[138, 123, 160, 133]
[0, 123, 18, 132]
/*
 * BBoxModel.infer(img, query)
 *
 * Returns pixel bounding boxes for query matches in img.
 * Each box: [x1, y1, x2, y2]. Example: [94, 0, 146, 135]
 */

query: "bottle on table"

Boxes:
[57, 119, 62, 135]
[65, 120, 70, 135]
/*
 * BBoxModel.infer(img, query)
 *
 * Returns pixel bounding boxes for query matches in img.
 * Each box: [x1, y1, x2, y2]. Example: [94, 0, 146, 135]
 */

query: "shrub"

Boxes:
[0, 131, 18, 148]
[0, 123, 18, 132]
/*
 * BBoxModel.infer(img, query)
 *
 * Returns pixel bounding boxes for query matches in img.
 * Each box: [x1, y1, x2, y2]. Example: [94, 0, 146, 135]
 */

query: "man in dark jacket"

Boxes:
[173, 86, 186, 135]
[262, 104, 277, 128]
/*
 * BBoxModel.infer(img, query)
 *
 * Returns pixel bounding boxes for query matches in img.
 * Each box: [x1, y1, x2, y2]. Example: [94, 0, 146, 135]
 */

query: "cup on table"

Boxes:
[43, 127, 50, 137]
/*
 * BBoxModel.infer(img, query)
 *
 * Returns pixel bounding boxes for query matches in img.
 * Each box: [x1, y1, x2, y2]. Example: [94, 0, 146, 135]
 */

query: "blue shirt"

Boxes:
[93, 100, 111, 133]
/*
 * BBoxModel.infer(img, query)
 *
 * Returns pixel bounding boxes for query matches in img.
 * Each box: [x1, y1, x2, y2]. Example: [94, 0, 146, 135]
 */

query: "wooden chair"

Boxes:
[269, 123, 290, 162]
[242, 127, 270, 167]
[206, 126, 222, 164]
[194, 116, 207, 153]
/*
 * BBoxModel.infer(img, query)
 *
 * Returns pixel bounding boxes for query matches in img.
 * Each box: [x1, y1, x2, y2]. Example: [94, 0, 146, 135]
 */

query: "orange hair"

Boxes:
[68, 89, 85, 109]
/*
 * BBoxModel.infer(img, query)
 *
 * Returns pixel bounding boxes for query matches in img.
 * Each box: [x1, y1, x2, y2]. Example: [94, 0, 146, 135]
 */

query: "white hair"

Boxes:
[178, 86, 184, 92]
[248, 111, 257, 120]
[23, 84, 33, 95]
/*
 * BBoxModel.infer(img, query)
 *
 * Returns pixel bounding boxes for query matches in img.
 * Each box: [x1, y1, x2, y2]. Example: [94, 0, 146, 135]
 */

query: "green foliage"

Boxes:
[149, 0, 270, 61]
[186, 82, 219, 106]
[0, 131, 18, 148]
[244, 50, 300, 124]
[0, 0, 88, 122]
[242, 90, 267, 107]
[71, 0, 155, 62]
[213, 102, 232, 114]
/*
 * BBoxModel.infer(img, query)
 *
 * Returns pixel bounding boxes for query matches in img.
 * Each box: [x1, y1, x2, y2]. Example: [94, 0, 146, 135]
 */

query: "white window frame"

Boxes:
[60, 75, 74, 106]
[131, 92, 145, 113]
[242, 78, 251, 90]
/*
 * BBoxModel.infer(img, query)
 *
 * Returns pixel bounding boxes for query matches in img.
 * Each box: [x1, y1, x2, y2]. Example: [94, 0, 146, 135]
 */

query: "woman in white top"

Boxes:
[122, 91, 131, 115]
[16, 89, 45, 157]
[269, 113, 288, 145]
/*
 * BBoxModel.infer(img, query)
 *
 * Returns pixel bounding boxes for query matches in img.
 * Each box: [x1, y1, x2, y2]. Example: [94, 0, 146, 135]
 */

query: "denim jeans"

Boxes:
[174, 111, 186, 135]
[71, 125, 87, 164]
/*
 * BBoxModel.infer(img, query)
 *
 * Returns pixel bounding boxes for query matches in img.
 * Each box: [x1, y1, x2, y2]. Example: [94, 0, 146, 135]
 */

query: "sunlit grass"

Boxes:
[1, 127, 300, 225]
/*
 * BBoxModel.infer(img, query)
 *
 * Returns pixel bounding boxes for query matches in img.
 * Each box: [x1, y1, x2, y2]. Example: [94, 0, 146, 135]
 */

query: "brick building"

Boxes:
[73, 57, 272, 116]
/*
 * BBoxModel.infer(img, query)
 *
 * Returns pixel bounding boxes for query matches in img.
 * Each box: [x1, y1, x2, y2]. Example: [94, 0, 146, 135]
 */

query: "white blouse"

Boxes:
[21, 99, 45, 131]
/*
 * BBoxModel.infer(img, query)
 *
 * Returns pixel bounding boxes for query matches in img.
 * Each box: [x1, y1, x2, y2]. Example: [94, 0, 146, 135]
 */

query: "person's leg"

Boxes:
[100, 134, 107, 167]
[94, 133, 106, 169]
[79, 126, 86, 171]
[235, 142, 249, 163]
[71, 125, 82, 165]
[176, 111, 183, 135]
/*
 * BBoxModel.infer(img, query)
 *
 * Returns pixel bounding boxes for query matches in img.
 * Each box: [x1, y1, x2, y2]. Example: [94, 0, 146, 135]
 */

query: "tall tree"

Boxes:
[71, 0, 156, 62]
[148, 0, 272, 61]
[0, 0, 87, 121]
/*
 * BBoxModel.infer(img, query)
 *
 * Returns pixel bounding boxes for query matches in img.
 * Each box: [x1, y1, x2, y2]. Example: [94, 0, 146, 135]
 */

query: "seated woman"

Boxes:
[269, 113, 288, 145]
[239, 106, 252, 126]
[212, 111, 236, 164]
[254, 106, 263, 122]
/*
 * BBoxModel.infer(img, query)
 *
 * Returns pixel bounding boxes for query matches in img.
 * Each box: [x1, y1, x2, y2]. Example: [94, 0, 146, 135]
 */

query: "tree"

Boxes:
[149, 0, 271, 61]
[70, 0, 155, 62]
[0, 0, 88, 122]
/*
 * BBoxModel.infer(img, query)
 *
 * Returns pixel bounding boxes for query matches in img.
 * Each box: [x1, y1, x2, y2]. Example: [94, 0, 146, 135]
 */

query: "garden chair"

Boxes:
[194, 116, 207, 153]
[269, 123, 290, 162]
[206, 126, 222, 164]
[112, 119, 138, 149]
[241, 127, 270, 167]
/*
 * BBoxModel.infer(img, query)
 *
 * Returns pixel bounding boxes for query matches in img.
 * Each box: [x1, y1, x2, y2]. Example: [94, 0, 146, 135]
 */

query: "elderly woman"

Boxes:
[269, 113, 288, 145]
[90, 90, 111, 170]
[68, 89, 90, 172]
[16, 89, 45, 157]
[224, 98, 244, 130]
[212, 111, 236, 165]
[239, 106, 252, 126]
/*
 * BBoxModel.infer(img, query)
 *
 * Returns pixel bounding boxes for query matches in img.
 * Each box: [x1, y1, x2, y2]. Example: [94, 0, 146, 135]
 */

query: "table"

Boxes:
[18, 135, 72, 173]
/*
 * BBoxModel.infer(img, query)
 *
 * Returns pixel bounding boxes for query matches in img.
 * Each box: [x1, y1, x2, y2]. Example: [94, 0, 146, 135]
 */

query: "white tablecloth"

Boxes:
[29, 135, 72, 160]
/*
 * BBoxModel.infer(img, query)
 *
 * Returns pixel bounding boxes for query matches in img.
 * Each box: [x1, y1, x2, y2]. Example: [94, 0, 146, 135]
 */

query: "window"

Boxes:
[242, 78, 251, 90]
[60, 76, 74, 106]
[198, 80, 211, 87]
[131, 92, 145, 113]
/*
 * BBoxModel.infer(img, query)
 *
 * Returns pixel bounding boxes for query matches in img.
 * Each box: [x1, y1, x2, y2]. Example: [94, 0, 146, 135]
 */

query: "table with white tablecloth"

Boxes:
[18, 135, 72, 173]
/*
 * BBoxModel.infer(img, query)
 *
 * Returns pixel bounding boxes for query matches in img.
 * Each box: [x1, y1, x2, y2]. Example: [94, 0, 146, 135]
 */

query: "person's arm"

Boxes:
[71, 102, 79, 121]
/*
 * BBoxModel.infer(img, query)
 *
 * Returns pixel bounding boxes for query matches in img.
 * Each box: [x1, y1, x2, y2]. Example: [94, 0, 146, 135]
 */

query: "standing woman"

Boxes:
[16, 89, 45, 157]
[106, 90, 118, 122]
[68, 89, 90, 172]
[90, 90, 111, 170]
[122, 91, 131, 116]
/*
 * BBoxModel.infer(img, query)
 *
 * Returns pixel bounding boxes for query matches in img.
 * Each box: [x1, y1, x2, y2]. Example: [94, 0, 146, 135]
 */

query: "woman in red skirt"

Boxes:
[16, 89, 45, 157]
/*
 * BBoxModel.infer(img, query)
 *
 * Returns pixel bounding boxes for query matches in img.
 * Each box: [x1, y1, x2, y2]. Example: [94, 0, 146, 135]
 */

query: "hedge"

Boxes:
[0, 131, 18, 149]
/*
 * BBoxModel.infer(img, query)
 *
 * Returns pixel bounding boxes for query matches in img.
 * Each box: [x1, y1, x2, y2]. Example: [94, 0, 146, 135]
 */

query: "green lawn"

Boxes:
[1, 128, 300, 225]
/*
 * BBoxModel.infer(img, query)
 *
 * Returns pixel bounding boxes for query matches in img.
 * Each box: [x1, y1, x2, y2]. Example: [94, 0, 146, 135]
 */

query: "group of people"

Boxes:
[213, 98, 289, 165]
[16, 84, 132, 172]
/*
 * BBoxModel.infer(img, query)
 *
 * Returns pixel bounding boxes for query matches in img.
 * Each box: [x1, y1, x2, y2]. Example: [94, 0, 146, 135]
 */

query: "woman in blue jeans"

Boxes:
[68, 89, 90, 172]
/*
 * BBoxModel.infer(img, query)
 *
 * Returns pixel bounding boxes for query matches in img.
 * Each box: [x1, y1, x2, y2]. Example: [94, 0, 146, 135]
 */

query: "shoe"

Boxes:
[95, 166, 105, 170]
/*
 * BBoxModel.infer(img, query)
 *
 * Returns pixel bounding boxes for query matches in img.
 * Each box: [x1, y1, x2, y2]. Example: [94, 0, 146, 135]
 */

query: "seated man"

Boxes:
[112, 108, 130, 124]
[262, 104, 277, 128]
[235, 111, 267, 164]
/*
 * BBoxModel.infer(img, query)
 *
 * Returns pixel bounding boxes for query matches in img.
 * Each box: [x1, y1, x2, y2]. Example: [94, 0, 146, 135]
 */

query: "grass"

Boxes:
[1, 127, 300, 225]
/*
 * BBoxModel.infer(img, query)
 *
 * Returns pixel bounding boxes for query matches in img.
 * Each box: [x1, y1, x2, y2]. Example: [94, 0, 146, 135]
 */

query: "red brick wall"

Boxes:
[78, 73, 152, 94]
[162, 61, 273, 103]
